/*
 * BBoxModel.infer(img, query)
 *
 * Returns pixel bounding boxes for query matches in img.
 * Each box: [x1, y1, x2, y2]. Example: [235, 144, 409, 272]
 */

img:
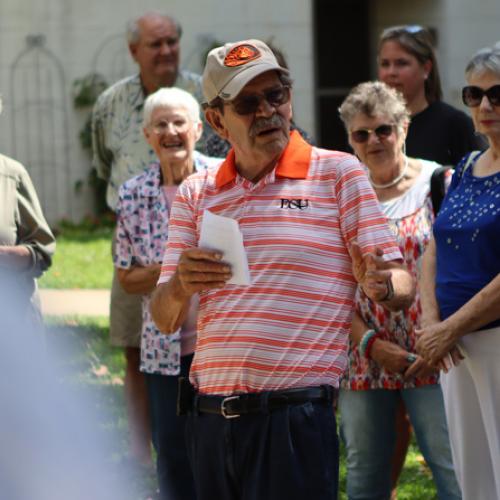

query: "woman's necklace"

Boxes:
[369, 156, 409, 189]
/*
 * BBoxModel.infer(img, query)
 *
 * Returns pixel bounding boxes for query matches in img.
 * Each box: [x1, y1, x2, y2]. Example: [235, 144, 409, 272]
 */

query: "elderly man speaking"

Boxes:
[151, 39, 414, 500]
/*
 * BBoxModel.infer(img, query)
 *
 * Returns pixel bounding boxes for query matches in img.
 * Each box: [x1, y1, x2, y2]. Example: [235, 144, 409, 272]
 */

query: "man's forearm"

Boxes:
[150, 274, 191, 334]
[379, 265, 415, 311]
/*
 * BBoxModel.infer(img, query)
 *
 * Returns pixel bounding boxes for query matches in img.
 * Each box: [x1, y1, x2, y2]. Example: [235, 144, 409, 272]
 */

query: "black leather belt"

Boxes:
[194, 385, 337, 419]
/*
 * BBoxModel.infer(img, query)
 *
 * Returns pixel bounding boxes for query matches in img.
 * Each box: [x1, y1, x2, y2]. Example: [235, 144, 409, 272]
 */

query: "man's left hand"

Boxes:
[351, 242, 393, 303]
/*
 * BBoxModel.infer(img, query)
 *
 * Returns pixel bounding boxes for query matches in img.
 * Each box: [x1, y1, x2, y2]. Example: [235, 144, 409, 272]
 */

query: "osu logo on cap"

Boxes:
[224, 44, 261, 67]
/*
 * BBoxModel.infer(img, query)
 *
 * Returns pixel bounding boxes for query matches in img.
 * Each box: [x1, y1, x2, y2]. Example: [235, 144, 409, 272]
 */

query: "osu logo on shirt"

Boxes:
[280, 198, 309, 210]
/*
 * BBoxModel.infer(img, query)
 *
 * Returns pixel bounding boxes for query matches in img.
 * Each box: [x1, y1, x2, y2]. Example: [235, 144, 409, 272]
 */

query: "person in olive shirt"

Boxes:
[0, 147, 55, 321]
[91, 11, 214, 470]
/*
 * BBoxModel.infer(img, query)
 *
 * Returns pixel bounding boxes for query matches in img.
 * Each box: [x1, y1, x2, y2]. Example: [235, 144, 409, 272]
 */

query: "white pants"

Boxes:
[441, 326, 500, 500]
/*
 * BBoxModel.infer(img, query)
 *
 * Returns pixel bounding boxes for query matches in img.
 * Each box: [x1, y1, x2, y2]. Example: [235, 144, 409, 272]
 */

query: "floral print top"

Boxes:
[342, 159, 445, 390]
[114, 153, 221, 375]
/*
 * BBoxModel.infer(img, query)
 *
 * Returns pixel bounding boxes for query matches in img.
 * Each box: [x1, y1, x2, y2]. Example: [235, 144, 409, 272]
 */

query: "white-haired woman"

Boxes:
[417, 43, 500, 500]
[337, 81, 461, 500]
[114, 87, 221, 500]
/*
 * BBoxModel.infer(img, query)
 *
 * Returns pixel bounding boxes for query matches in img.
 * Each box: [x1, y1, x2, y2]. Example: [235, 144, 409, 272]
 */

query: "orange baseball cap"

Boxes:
[202, 39, 289, 104]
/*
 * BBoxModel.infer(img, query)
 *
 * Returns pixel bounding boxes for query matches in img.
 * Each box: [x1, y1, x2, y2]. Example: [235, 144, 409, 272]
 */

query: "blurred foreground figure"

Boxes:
[0, 282, 132, 500]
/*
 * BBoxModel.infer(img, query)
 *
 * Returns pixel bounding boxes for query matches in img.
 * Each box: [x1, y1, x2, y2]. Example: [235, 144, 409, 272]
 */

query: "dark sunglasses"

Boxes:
[229, 86, 291, 115]
[462, 85, 500, 107]
[350, 124, 394, 143]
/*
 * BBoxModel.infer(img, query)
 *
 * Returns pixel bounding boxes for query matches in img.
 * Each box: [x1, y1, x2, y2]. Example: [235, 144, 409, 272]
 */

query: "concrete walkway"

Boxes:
[40, 289, 110, 316]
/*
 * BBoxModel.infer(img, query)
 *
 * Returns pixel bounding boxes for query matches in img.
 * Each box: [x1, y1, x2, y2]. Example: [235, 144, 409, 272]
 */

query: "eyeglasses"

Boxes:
[150, 118, 190, 135]
[350, 124, 395, 143]
[462, 85, 500, 107]
[228, 86, 291, 115]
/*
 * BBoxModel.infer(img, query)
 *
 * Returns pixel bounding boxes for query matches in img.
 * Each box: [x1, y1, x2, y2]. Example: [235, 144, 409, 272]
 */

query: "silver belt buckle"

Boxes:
[221, 395, 240, 419]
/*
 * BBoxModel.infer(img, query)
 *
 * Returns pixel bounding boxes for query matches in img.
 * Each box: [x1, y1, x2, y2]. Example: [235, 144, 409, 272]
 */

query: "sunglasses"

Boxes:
[350, 124, 394, 143]
[229, 86, 291, 115]
[462, 85, 500, 107]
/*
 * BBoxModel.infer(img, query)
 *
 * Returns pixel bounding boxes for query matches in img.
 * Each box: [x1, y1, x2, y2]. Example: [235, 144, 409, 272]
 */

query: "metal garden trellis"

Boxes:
[10, 34, 71, 222]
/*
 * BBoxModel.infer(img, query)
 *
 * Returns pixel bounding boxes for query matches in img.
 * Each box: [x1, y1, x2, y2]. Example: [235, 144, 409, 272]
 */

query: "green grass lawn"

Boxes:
[39, 224, 113, 289]
[46, 315, 437, 500]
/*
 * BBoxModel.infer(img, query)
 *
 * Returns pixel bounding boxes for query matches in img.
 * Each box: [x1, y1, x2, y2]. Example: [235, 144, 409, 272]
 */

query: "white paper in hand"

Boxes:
[199, 210, 251, 286]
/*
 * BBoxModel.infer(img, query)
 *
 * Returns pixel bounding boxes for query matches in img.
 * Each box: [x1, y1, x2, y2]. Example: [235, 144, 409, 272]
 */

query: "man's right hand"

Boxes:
[151, 248, 232, 334]
[174, 247, 233, 298]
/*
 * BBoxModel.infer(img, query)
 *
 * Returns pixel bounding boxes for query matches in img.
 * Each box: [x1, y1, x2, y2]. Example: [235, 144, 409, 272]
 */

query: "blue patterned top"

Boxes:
[434, 150, 500, 330]
[114, 152, 221, 375]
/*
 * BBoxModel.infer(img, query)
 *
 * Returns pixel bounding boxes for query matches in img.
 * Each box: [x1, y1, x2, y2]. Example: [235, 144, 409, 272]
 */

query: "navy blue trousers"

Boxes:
[186, 399, 339, 500]
[145, 354, 196, 500]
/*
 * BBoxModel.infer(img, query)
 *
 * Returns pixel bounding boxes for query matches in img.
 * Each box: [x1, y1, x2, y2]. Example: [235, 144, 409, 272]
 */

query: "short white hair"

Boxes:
[142, 87, 201, 128]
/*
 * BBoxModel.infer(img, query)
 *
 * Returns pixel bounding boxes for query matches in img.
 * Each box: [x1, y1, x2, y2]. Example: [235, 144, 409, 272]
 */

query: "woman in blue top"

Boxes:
[417, 42, 500, 500]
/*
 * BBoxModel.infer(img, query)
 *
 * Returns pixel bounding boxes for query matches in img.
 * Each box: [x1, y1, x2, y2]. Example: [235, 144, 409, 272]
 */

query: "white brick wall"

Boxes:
[0, 0, 313, 223]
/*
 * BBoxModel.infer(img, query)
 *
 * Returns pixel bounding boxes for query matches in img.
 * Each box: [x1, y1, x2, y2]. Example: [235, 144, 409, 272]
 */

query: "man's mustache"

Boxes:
[250, 115, 286, 137]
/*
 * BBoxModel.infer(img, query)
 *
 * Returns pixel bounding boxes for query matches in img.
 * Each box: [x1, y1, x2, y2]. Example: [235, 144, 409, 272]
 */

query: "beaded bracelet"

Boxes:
[364, 334, 379, 360]
[359, 329, 378, 359]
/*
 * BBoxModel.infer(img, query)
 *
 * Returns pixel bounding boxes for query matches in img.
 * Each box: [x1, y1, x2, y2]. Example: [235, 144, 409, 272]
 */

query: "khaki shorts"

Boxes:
[110, 241, 142, 348]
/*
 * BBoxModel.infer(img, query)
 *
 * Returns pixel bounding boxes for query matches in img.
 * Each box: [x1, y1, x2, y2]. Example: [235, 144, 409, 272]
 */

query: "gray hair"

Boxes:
[126, 12, 182, 45]
[465, 41, 500, 80]
[338, 81, 410, 133]
[143, 87, 201, 128]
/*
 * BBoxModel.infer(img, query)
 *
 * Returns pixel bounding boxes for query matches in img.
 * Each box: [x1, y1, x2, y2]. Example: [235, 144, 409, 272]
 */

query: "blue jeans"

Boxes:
[186, 400, 339, 500]
[145, 354, 196, 500]
[339, 385, 461, 500]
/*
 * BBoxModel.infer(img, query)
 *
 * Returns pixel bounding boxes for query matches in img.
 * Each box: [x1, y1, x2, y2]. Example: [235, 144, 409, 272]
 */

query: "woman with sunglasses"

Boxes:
[416, 43, 500, 500]
[338, 81, 461, 500]
[378, 25, 481, 166]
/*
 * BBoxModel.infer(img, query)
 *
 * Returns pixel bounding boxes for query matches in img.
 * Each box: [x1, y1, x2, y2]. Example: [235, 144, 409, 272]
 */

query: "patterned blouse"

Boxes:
[343, 159, 445, 390]
[114, 152, 221, 375]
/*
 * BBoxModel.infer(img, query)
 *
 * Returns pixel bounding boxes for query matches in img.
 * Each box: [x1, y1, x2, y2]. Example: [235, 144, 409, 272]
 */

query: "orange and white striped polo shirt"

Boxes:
[159, 132, 401, 395]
